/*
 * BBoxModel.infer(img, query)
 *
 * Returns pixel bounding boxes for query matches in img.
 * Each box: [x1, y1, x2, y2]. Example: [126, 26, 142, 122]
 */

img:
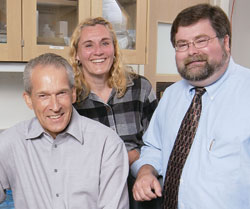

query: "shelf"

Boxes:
[118, 0, 136, 6]
[118, 0, 136, 4]
[0, 62, 26, 72]
[37, 36, 68, 46]
[37, 0, 77, 6]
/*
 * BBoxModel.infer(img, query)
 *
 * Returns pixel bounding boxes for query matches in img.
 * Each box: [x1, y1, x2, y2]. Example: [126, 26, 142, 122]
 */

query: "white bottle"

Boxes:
[42, 24, 55, 37]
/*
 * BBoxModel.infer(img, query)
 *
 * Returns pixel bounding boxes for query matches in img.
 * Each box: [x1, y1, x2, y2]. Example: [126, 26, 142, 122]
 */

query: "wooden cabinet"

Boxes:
[0, 0, 147, 64]
[22, 0, 90, 61]
[92, 0, 147, 64]
[0, 0, 22, 61]
[0, 0, 90, 62]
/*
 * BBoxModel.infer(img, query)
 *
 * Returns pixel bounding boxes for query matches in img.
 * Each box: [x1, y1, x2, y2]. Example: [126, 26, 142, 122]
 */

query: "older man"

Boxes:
[0, 53, 129, 209]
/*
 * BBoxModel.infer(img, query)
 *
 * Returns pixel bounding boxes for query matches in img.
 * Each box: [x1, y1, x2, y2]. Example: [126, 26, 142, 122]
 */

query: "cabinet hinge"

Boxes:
[21, 40, 25, 47]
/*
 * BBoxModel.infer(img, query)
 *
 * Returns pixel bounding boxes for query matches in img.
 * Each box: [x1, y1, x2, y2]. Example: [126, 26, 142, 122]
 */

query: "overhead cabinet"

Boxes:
[0, 0, 147, 64]
[0, 0, 90, 62]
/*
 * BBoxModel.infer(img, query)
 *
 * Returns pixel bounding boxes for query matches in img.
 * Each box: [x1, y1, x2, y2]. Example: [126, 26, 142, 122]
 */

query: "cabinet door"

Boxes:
[0, 0, 22, 61]
[91, 0, 147, 64]
[22, 0, 91, 61]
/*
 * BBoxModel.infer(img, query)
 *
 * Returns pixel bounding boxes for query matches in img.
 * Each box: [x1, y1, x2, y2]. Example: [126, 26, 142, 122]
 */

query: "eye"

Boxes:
[176, 42, 188, 48]
[58, 91, 67, 96]
[38, 94, 47, 99]
[84, 43, 92, 48]
[194, 37, 210, 48]
[179, 43, 188, 47]
[102, 41, 111, 46]
[82, 41, 93, 48]
[195, 38, 208, 44]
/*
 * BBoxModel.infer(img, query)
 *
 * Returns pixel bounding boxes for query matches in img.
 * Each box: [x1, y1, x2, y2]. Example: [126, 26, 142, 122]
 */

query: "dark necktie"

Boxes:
[163, 87, 206, 209]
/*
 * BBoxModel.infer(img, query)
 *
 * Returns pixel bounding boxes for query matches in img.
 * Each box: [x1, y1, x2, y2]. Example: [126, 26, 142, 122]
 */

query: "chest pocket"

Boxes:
[205, 137, 240, 182]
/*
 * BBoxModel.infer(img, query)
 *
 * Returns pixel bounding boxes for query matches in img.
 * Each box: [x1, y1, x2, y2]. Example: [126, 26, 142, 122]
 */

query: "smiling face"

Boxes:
[175, 19, 230, 86]
[76, 24, 115, 80]
[23, 65, 76, 138]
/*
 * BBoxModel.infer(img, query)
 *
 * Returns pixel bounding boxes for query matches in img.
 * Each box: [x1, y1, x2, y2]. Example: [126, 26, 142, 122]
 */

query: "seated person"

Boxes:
[0, 53, 129, 209]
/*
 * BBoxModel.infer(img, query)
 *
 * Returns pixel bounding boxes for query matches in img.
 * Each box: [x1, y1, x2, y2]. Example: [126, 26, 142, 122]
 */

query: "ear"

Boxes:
[23, 92, 34, 110]
[72, 87, 77, 104]
[223, 35, 230, 53]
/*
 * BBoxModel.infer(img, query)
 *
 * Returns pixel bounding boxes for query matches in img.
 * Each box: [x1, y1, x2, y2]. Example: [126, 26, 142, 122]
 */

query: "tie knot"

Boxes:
[194, 87, 206, 97]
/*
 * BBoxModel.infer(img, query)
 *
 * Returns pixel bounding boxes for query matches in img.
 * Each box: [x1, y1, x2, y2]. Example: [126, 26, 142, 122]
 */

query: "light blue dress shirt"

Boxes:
[132, 58, 250, 209]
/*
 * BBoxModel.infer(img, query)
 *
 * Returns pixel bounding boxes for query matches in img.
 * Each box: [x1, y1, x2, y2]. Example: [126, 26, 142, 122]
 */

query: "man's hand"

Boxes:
[132, 164, 162, 201]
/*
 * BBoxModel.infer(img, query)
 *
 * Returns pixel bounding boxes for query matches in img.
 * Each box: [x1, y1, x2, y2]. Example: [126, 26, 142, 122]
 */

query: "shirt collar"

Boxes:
[64, 107, 84, 144]
[126, 74, 134, 87]
[25, 107, 84, 144]
[25, 117, 45, 140]
[205, 57, 234, 100]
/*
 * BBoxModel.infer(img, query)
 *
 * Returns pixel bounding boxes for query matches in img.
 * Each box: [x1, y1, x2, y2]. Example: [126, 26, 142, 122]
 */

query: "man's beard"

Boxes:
[177, 47, 228, 82]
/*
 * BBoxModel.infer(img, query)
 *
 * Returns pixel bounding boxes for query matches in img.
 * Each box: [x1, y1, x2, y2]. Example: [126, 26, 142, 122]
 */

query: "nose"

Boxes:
[49, 95, 61, 112]
[187, 42, 199, 55]
[94, 44, 104, 55]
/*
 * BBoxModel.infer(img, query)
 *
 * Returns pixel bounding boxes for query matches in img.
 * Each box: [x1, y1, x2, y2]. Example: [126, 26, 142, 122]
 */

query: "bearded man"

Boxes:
[132, 4, 250, 209]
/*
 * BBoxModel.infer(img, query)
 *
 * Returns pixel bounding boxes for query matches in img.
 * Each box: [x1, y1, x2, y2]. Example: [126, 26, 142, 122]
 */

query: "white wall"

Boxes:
[156, 22, 177, 75]
[230, 0, 250, 69]
[0, 72, 34, 130]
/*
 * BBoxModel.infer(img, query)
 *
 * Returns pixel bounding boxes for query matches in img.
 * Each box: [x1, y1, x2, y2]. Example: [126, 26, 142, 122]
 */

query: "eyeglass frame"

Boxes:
[175, 36, 218, 52]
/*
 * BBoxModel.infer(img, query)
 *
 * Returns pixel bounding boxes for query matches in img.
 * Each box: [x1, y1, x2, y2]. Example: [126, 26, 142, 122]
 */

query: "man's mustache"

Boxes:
[184, 54, 208, 65]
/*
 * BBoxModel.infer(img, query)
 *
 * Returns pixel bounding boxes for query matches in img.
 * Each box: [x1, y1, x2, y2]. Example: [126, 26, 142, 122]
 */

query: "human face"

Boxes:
[23, 65, 76, 139]
[76, 24, 115, 80]
[175, 19, 230, 86]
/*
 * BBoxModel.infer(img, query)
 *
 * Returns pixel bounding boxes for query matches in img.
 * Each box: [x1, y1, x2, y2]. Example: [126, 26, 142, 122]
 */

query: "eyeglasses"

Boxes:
[175, 36, 218, 52]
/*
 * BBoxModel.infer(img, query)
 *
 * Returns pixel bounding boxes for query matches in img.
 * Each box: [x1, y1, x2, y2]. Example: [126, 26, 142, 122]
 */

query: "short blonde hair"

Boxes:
[69, 17, 132, 102]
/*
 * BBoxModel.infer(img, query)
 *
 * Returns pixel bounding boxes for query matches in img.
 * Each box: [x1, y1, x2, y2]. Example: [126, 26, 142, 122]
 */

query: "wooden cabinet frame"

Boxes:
[1, 0, 147, 64]
[0, 0, 22, 61]
[22, 0, 91, 61]
[145, 0, 213, 91]
[91, 0, 147, 64]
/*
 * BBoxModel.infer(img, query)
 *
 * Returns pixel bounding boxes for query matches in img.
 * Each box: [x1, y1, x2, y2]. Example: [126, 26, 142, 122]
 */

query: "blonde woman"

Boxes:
[70, 17, 159, 209]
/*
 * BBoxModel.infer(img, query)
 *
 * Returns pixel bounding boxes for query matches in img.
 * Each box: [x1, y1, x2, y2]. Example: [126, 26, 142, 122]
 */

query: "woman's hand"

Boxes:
[128, 149, 140, 166]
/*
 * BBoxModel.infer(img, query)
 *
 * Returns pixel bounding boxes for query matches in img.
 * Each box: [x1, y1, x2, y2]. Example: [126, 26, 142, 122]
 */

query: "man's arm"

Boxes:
[98, 134, 129, 209]
[133, 164, 162, 201]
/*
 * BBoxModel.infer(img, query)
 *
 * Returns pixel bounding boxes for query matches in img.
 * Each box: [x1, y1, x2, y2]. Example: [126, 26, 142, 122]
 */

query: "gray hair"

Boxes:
[23, 53, 75, 94]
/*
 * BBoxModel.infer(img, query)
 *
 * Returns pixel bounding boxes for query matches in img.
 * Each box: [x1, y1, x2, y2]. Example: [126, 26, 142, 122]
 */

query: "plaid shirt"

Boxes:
[74, 75, 158, 151]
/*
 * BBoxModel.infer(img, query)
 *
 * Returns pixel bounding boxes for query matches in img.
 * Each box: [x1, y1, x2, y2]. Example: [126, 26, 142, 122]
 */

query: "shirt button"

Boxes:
[54, 169, 58, 173]
[56, 193, 59, 197]
[180, 178, 184, 184]
[54, 144, 57, 148]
